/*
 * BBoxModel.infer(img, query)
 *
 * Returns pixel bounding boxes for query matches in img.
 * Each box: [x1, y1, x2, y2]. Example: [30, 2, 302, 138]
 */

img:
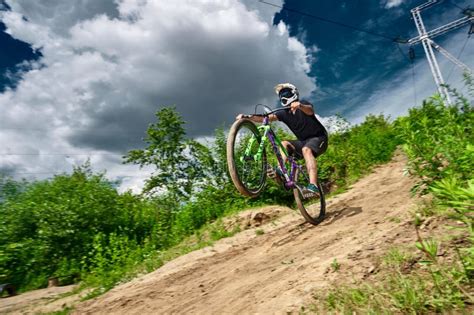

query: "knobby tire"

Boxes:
[226, 118, 267, 198]
[293, 168, 326, 225]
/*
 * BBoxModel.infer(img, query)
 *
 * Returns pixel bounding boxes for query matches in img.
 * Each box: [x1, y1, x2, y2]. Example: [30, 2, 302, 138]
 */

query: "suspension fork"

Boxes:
[240, 126, 268, 163]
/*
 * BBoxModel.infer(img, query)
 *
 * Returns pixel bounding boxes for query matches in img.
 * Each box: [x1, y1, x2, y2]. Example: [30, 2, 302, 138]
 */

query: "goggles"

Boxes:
[278, 88, 294, 99]
[279, 88, 296, 106]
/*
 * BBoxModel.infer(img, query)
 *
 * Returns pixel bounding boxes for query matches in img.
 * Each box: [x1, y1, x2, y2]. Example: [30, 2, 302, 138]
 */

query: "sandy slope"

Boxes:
[0, 285, 77, 314]
[68, 152, 419, 314]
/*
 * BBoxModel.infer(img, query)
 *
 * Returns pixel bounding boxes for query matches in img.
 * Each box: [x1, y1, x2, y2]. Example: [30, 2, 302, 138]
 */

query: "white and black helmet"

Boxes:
[274, 83, 299, 107]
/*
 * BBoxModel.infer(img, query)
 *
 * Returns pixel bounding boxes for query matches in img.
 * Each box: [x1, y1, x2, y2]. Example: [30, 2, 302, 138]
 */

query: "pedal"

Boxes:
[303, 191, 319, 199]
[266, 165, 276, 179]
[296, 185, 319, 200]
[266, 165, 284, 186]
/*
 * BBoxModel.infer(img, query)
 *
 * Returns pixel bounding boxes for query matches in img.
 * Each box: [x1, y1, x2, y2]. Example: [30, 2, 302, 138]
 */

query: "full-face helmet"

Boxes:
[274, 83, 299, 107]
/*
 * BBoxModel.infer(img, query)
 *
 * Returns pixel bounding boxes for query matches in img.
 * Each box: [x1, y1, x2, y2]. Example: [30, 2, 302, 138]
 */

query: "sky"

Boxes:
[0, 0, 473, 192]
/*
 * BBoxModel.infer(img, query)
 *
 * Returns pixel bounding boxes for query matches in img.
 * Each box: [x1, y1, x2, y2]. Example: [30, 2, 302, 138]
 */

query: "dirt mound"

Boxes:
[70, 152, 419, 314]
[0, 285, 82, 314]
[222, 205, 294, 231]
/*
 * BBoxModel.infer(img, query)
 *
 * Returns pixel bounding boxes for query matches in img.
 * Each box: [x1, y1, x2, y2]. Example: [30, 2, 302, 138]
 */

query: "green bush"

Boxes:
[394, 94, 473, 192]
[318, 114, 400, 190]
[396, 89, 473, 291]
[0, 164, 158, 291]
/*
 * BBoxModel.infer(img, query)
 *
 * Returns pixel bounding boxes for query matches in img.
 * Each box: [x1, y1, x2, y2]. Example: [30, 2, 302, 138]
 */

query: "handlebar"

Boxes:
[242, 106, 287, 118]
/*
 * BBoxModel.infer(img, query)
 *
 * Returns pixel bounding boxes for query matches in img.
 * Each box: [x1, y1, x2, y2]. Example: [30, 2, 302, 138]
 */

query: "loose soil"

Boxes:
[1, 152, 423, 314]
[0, 285, 84, 314]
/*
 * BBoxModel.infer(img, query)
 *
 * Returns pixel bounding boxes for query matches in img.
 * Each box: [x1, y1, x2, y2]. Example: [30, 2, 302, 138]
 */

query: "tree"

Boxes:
[0, 176, 27, 203]
[124, 107, 215, 199]
[208, 126, 229, 185]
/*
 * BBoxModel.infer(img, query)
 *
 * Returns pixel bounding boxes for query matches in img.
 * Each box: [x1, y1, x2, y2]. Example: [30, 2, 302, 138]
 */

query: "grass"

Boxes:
[383, 247, 416, 268]
[281, 259, 295, 265]
[44, 307, 73, 315]
[309, 203, 473, 314]
[315, 258, 469, 313]
[387, 216, 401, 223]
[80, 213, 244, 301]
[330, 258, 340, 272]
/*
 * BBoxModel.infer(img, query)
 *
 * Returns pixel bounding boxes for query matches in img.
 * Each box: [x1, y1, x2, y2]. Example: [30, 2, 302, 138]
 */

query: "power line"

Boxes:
[446, 34, 471, 82]
[447, 0, 466, 11]
[410, 60, 418, 106]
[257, 0, 400, 41]
[396, 43, 411, 62]
[396, 43, 419, 106]
[6, 172, 146, 177]
[0, 153, 125, 156]
[257, 0, 426, 73]
[0, 127, 54, 131]
[1, 169, 151, 177]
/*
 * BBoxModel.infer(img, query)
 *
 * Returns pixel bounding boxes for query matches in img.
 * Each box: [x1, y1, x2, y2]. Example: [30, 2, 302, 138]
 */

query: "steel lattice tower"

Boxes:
[408, 0, 473, 105]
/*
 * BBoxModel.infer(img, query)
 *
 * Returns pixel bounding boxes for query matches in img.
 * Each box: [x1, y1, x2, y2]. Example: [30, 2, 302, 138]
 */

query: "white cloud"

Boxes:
[0, 0, 317, 192]
[384, 0, 404, 9]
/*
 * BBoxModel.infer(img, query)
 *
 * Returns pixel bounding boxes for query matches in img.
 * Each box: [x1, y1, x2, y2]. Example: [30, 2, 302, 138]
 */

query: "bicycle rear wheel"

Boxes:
[227, 118, 267, 198]
[293, 168, 326, 225]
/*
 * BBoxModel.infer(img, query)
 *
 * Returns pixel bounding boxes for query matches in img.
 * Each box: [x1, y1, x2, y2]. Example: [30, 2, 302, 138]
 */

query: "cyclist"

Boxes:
[236, 83, 328, 196]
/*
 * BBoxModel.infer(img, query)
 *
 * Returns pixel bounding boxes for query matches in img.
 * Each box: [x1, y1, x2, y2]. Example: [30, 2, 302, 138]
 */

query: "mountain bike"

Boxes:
[226, 106, 325, 225]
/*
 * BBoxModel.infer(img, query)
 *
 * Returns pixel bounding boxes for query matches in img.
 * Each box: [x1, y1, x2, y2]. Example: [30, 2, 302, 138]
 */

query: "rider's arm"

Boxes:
[291, 101, 314, 116]
[236, 114, 278, 122]
[299, 103, 314, 116]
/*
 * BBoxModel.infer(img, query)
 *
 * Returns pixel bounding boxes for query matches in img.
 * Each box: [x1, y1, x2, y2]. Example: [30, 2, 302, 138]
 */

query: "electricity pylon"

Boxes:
[408, 0, 473, 105]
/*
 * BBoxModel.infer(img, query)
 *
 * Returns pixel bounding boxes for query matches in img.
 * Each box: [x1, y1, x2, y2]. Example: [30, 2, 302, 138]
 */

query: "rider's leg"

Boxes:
[280, 140, 295, 164]
[302, 146, 317, 185]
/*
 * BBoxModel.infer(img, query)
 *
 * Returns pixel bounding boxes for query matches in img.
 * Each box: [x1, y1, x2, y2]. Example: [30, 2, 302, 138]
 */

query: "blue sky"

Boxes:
[0, 0, 472, 191]
[273, 0, 473, 119]
[0, 21, 39, 92]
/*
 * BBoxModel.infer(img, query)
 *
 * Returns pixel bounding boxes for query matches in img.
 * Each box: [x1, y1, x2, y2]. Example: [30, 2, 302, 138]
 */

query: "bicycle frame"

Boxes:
[241, 115, 305, 190]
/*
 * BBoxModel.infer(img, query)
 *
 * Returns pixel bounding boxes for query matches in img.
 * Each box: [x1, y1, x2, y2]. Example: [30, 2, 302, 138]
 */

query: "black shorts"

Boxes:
[287, 136, 328, 159]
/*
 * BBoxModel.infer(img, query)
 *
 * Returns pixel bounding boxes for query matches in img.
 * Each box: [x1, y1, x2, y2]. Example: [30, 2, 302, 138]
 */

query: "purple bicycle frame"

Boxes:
[262, 116, 303, 190]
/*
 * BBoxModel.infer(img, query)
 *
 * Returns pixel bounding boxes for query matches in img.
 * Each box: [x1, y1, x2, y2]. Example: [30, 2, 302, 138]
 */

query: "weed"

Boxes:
[383, 248, 413, 268]
[331, 258, 340, 272]
[388, 216, 401, 223]
[44, 307, 73, 315]
[255, 229, 265, 236]
[281, 259, 294, 265]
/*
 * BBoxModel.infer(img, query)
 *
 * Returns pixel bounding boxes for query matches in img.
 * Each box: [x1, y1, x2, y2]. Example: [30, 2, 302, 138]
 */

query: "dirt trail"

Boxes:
[69, 152, 418, 314]
[0, 285, 77, 314]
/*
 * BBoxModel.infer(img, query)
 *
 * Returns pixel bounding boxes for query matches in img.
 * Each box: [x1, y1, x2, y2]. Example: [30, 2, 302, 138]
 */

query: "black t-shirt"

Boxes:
[275, 100, 327, 141]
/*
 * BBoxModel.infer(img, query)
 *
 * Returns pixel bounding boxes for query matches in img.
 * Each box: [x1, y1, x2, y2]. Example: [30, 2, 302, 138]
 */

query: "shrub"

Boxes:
[394, 94, 473, 192]
[318, 114, 400, 190]
[0, 164, 158, 290]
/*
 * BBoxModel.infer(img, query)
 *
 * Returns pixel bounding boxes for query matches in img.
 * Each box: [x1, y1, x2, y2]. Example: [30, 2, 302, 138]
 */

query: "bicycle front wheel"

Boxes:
[293, 168, 326, 225]
[227, 118, 267, 198]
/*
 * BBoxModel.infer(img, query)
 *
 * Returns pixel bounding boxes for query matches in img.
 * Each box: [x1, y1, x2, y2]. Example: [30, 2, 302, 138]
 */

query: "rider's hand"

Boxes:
[236, 114, 251, 120]
[290, 101, 301, 114]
